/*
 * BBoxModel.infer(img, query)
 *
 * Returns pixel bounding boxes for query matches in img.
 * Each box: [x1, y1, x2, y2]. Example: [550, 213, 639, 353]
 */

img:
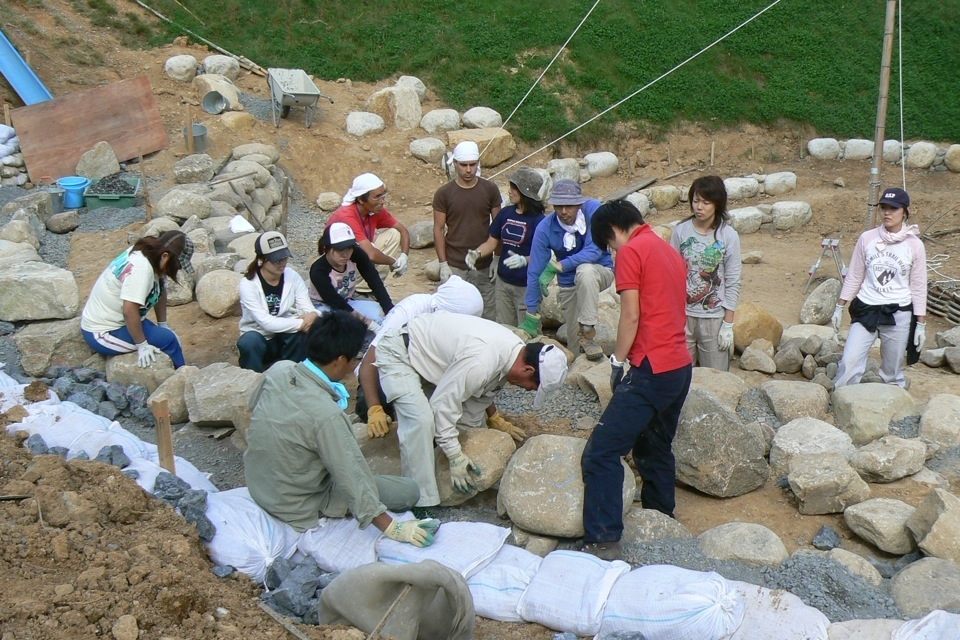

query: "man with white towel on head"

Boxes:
[432, 141, 503, 320]
[326, 172, 411, 291]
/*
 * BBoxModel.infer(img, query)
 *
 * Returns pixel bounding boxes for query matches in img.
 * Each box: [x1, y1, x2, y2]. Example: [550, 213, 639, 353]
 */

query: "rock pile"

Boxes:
[807, 136, 960, 173]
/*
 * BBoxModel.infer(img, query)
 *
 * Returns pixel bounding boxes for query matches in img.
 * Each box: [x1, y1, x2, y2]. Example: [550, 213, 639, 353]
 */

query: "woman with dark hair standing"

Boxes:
[81, 230, 193, 368]
[237, 231, 318, 373]
[669, 175, 742, 371]
[833, 187, 927, 388]
[309, 222, 393, 331]
[466, 166, 547, 326]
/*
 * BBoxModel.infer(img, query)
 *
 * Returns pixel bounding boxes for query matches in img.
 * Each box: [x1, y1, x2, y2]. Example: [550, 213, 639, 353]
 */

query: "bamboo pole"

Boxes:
[866, 0, 898, 230]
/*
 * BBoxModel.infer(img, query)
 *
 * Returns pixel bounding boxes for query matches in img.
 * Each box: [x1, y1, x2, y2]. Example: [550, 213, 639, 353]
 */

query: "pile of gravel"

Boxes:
[42, 364, 155, 426]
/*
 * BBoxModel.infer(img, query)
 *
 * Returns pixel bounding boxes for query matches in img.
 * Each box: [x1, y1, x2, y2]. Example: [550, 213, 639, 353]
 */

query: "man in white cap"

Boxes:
[521, 179, 614, 361]
[433, 141, 502, 320]
[327, 173, 411, 290]
[364, 312, 569, 506]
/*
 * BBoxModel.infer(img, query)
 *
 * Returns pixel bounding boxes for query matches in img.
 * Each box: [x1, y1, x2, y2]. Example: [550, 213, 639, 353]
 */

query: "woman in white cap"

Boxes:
[833, 187, 927, 388]
[81, 230, 193, 369]
[466, 166, 547, 326]
[237, 231, 318, 372]
[309, 222, 394, 330]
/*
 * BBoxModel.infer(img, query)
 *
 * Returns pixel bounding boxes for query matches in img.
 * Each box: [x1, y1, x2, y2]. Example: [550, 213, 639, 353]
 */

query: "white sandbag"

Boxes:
[0, 382, 56, 412]
[726, 580, 829, 640]
[891, 610, 960, 639]
[6, 401, 113, 445]
[517, 550, 630, 636]
[204, 487, 300, 585]
[377, 521, 510, 578]
[827, 618, 904, 639]
[124, 456, 218, 494]
[65, 422, 156, 461]
[468, 544, 542, 622]
[596, 564, 744, 640]
[297, 511, 413, 573]
[0, 124, 14, 143]
[0, 142, 16, 157]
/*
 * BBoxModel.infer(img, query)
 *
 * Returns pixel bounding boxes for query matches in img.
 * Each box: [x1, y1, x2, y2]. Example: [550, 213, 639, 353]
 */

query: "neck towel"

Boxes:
[558, 210, 586, 251]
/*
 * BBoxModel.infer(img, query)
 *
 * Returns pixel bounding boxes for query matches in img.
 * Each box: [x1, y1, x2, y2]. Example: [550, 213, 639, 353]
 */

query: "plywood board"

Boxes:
[11, 76, 169, 180]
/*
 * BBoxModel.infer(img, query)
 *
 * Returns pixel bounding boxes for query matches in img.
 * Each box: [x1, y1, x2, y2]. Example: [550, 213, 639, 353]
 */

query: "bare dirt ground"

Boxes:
[3, 1, 960, 638]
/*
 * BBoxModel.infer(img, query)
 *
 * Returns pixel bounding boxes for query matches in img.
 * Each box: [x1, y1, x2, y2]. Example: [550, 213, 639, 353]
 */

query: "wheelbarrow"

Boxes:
[267, 68, 334, 128]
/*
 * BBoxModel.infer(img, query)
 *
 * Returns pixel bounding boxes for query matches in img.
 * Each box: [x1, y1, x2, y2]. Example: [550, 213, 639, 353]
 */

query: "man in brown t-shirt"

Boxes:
[433, 141, 502, 320]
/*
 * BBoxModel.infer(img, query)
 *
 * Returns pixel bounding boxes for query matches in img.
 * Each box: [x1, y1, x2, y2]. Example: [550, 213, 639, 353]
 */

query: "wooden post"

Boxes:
[710, 141, 715, 166]
[280, 175, 289, 237]
[150, 399, 176, 474]
[3, 103, 10, 127]
[185, 107, 194, 154]
[139, 154, 152, 221]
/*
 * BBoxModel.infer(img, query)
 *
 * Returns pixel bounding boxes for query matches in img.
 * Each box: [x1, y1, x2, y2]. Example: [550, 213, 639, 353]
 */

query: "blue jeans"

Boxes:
[236, 331, 307, 373]
[581, 358, 692, 543]
[82, 319, 185, 368]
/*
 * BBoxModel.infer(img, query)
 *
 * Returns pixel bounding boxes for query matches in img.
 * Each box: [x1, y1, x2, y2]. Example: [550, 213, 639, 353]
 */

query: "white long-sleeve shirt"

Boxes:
[840, 227, 927, 316]
[238, 267, 315, 337]
[406, 312, 524, 455]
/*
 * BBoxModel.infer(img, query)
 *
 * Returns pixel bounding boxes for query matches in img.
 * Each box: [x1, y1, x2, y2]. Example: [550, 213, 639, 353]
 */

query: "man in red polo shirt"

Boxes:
[326, 173, 412, 290]
[579, 199, 693, 561]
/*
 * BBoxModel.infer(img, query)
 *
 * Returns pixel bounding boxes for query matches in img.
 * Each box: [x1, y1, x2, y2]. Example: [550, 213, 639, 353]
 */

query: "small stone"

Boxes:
[574, 416, 596, 431]
[212, 565, 235, 578]
[812, 525, 842, 550]
[26, 433, 49, 455]
[95, 444, 131, 469]
[834, 178, 845, 187]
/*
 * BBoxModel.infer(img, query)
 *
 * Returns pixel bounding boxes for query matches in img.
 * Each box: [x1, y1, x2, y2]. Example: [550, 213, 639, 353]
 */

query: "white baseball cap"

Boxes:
[327, 222, 358, 250]
[533, 344, 569, 409]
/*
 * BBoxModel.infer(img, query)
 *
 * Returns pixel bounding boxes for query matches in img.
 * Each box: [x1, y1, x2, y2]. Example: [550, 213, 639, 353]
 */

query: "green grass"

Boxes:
[137, 0, 960, 143]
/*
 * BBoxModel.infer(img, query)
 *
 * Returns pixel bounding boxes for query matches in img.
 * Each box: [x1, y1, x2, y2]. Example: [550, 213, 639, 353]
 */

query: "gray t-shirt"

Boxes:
[669, 220, 742, 318]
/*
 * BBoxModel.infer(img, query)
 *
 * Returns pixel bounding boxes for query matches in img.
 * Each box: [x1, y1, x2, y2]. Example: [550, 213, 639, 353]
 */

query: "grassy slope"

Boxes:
[142, 0, 959, 143]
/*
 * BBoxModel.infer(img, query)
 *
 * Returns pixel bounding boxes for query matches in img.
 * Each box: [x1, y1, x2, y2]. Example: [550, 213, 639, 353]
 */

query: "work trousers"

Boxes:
[685, 316, 728, 371]
[834, 309, 911, 388]
[557, 263, 615, 333]
[496, 280, 527, 327]
[236, 331, 306, 373]
[324, 475, 420, 519]
[581, 358, 692, 543]
[357, 228, 401, 294]
[452, 266, 496, 321]
[82, 319, 185, 368]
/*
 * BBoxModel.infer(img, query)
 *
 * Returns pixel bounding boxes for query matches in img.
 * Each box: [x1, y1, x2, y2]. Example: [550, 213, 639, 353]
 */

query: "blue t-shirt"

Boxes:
[489, 205, 545, 286]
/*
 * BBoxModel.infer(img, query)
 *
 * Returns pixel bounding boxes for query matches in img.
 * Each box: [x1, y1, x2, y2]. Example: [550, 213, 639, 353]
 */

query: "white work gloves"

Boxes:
[136, 342, 162, 368]
[438, 261, 452, 284]
[465, 249, 480, 271]
[502, 250, 527, 270]
[447, 451, 482, 493]
[367, 319, 382, 335]
[832, 304, 845, 333]
[488, 255, 499, 282]
[158, 321, 180, 345]
[717, 321, 735, 353]
[390, 253, 409, 277]
[914, 323, 926, 350]
[383, 518, 441, 548]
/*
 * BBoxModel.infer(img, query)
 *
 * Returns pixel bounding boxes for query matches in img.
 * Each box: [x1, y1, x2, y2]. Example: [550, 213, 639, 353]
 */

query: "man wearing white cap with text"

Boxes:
[366, 312, 568, 506]
[327, 173, 411, 291]
[433, 141, 502, 320]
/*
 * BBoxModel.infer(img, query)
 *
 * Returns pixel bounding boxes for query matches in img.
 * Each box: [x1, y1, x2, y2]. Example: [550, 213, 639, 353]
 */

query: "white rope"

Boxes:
[489, 0, 785, 178]
[479, 0, 604, 159]
[897, 0, 906, 188]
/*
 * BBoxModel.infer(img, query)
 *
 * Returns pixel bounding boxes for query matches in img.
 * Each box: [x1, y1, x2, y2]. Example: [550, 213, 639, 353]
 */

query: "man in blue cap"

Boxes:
[520, 179, 614, 360]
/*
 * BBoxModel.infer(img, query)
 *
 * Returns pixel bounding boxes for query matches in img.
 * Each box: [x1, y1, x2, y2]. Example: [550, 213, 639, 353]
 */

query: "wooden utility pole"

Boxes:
[866, 0, 898, 230]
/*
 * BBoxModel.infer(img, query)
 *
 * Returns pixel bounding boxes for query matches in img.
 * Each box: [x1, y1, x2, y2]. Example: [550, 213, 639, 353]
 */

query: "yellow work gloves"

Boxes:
[383, 518, 441, 547]
[367, 405, 392, 438]
[447, 451, 482, 493]
[487, 412, 526, 442]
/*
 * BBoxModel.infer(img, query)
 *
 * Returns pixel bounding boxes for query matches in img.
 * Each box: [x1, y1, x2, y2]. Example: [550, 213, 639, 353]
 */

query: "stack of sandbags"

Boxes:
[0, 124, 28, 187]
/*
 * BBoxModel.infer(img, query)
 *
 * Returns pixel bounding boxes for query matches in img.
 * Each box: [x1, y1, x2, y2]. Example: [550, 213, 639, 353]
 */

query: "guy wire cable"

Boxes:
[490, 0, 786, 179]
[479, 0, 604, 159]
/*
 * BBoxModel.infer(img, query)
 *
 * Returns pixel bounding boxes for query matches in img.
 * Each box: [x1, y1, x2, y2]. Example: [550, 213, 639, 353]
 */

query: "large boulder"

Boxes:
[174, 154, 216, 184]
[499, 434, 635, 537]
[409, 138, 446, 164]
[697, 522, 788, 567]
[727, 206, 764, 234]
[771, 201, 813, 230]
[192, 74, 241, 111]
[807, 138, 840, 160]
[761, 380, 829, 423]
[850, 435, 926, 483]
[905, 489, 960, 564]
[76, 141, 121, 181]
[156, 189, 212, 221]
[185, 363, 262, 429]
[202, 54, 240, 80]
[12, 318, 94, 377]
[843, 498, 917, 555]
[436, 428, 516, 507]
[919, 394, 960, 447]
[165, 54, 197, 82]
[0, 239, 42, 269]
[105, 351, 176, 394]
[196, 270, 243, 318]
[904, 141, 937, 169]
[945, 144, 960, 173]
[799, 278, 840, 325]
[732, 302, 782, 352]
[584, 152, 619, 179]
[690, 367, 747, 411]
[408, 221, 434, 249]
[769, 417, 856, 479]
[346, 112, 385, 137]
[724, 177, 760, 201]
[546, 158, 581, 183]
[232, 143, 281, 165]
[447, 128, 516, 167]
[462, 106, 502, 129]
[831, 383, 918, 445]
[622, 507, 693, 546]
[890, 558, 960, 618]
[762, 171, 797, 195]
[364, 86, 422, 131]
[147, 365, 199, 425]
[674, 389, 769, 497]
[0, 262, 79, 321]
[645, 185, 681, 211]
[842, 139, 875, 161]
[787, 452, 870, 515]
[395, 75, 426, 102]
[1, 219, 39, 249]
[419, 109, 461, 134]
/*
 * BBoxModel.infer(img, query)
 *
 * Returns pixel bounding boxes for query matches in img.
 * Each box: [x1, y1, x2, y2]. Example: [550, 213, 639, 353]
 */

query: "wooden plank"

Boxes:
[603, 177, 657, 203]
[150, 398, 176, 474]
[11, 76, 169, 181]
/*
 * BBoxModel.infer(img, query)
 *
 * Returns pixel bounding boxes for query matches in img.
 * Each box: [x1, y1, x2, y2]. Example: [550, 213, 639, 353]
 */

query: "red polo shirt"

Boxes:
[327, 203, 398, 243]
[615, 224, 692, 373]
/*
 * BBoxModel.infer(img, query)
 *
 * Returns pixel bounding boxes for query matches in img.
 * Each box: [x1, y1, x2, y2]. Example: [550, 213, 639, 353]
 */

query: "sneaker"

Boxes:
[579, 325, 604, 361]
[581, 540, 621, 560]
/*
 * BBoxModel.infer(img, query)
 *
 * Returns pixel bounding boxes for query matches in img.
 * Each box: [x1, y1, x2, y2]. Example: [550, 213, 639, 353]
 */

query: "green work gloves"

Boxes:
[384, 518, 441, 547]
[518, 312, 541, 338]
[447, 451, 482, 493]
[538, 260, 562, 297]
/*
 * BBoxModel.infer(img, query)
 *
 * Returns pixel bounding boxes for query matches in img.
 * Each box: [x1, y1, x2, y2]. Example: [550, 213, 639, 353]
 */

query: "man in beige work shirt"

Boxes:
[361, 312, 569, 506]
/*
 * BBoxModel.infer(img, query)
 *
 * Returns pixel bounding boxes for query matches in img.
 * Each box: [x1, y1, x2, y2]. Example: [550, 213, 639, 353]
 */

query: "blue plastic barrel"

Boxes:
[57, 176, 91, 209]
